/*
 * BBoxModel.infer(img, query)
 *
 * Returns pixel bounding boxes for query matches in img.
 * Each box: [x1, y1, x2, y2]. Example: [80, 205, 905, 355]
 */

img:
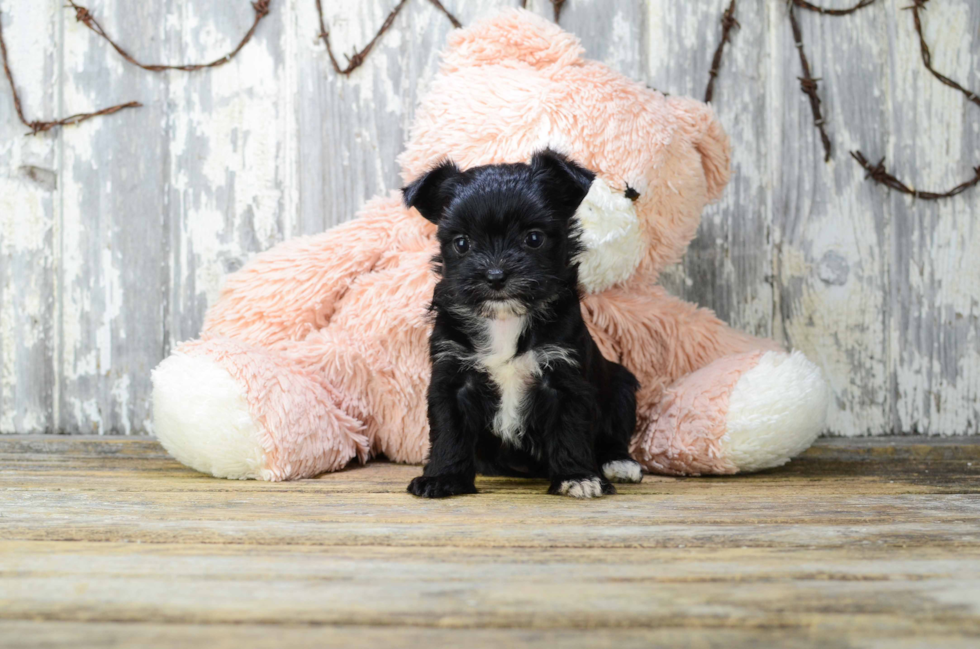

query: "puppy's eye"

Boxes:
[524, 230, 544, 249]
[452, 236, 470, 254]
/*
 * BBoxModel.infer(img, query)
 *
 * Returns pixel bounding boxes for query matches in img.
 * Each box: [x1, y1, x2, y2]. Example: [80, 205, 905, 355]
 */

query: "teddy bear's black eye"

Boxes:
[452, 236, 470, 254]
[524, 230, 544, 249]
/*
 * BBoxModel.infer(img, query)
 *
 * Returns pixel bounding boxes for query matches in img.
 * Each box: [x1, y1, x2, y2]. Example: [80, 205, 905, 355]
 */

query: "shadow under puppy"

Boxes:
[404, 149, 641, 499]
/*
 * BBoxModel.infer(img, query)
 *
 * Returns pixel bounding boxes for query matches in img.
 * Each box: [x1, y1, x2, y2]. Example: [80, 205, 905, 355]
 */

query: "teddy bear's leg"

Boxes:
[152, 337, 370, 481]
[630, 351, 829, 475]
[584, 286, 829, 476]
[630, 350, 829, 476]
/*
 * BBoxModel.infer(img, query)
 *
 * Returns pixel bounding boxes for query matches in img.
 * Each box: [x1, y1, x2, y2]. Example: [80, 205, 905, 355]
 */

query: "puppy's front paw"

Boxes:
[407, 474, 477, 498]
[549, 476, 612, 499]
[602, 459, 643, 483]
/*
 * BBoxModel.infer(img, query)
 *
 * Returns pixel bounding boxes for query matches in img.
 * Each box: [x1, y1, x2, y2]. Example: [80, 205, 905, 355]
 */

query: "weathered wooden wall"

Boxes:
[1, 0, 978, 436]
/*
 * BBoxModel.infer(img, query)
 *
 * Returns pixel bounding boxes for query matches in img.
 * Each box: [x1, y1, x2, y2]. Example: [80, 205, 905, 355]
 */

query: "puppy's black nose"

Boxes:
[485, 268, 508, 289]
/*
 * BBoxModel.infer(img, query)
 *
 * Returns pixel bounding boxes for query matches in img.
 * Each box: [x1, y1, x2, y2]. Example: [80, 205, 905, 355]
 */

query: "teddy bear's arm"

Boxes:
[584, 283, 781, 405]
[201, 195, 425, 347]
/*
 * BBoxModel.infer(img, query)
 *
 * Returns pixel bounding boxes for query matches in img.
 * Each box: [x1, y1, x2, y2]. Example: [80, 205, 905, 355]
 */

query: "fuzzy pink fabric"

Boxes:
[631, 351, 766, 476]
[159, 9, 800, 480]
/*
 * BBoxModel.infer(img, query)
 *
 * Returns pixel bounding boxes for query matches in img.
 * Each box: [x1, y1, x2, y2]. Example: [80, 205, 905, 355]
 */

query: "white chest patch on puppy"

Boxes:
[464, 313, 575, 447]
[437, 307, 577, 448]
[572, 178, 645, 294]
[476, 315, 536, 446]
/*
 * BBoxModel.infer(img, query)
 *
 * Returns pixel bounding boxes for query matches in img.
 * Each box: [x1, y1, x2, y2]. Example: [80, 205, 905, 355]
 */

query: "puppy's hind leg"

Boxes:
[598, 364, 643, 484]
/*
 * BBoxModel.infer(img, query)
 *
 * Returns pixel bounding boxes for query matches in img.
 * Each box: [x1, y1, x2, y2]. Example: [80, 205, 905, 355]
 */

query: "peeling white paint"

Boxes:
[1, 0, 978, 437]
[168, 0, 286, 307]
[110, 374, 132, 435]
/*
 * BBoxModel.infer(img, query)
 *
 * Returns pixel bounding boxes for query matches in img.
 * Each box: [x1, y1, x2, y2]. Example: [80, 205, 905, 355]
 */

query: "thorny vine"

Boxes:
[787, 1, 838, 162]
[0, 8, 139, 135]
[707, 0, 978, 199]
[906, 0, 979, 108]
[520, 0, 567, 22]
[67, 0, 272, 72]
[2, 0, 977, 202]
[314, 0, 462, 76]
[853, 0, 980, 198]
[851, 151, 980, 200]
[704, 0, 738, 104]
[1, 0, 276, 135]
[791, 0, 876, 16]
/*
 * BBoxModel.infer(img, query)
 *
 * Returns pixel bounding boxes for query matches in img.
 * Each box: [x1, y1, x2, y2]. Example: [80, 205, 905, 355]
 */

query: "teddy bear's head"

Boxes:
[399, 9, 730, 292]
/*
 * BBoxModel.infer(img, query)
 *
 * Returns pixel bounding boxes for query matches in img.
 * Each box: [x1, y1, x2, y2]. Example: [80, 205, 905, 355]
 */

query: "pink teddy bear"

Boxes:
[152, 9, 829, 481]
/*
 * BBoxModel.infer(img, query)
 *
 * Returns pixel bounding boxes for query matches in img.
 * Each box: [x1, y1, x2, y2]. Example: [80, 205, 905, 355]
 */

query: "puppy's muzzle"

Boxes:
[485, 268, 508, 290]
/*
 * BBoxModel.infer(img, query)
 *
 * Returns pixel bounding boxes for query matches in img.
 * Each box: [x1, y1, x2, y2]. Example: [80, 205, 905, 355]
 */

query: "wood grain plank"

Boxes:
[56, 0, 173, 435]
[883, 0, 980, 436]
[292, 0, 507, 236]
[555, 0, 646, 80]
[1, 439, 978, 644]
[2, 0, 979, 438]
[165, 0, 289, 345]
[1, 542, 979, 634]
[648, 0, 773, 338]
[4, 620, 975, 649]
[3, 434, 978, 457]
[0, 0, 61, 433]
[1, 456, 978, 490]
[3, 485, 979, 548]
[768, 0, 894, 436]
[0, 437, 978, 497]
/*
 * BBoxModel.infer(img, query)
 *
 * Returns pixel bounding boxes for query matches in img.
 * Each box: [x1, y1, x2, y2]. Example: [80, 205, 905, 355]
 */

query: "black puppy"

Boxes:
[403, 149, 641, 499]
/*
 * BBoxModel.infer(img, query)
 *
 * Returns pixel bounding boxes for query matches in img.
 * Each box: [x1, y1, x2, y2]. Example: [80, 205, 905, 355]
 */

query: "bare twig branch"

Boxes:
[66, 0, 271, 72]
[704, 0, 738, 104]
[0, 9, 139, 135]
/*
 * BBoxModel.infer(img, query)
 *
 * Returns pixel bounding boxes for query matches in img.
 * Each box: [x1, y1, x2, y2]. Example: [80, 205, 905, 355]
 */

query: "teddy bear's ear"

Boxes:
[530, 149, 596, 219]
[696, 109, 731, 202]
[402, 160, 462, 224]
[441, 9, 584, 72]
[671, 98, 732, 202]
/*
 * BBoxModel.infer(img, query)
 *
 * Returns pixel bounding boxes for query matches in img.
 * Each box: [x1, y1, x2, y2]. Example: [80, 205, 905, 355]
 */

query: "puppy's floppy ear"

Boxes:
[402, 160, 462, 224]
[530, 149, 596, 218]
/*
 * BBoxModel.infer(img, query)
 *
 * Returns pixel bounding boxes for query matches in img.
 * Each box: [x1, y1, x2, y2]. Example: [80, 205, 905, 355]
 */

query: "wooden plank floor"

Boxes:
[1, 436, 979, 648]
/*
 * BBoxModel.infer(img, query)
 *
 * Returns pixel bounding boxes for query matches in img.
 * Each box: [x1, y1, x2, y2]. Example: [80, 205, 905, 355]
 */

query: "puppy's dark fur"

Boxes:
[403, 150, 640, 498]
